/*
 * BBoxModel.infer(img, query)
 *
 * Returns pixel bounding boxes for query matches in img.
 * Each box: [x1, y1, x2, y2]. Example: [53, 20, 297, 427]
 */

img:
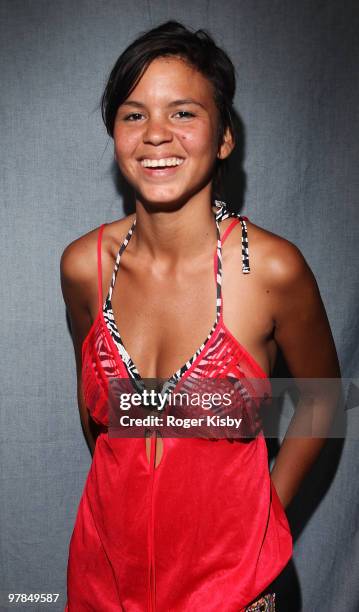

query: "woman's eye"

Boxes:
[124, 113, 144, 121]
[174, 111, 195, 119]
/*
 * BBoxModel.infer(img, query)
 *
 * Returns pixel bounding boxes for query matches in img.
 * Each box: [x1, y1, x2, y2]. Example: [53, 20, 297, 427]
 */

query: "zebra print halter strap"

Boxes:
[214, 199, 250, 273]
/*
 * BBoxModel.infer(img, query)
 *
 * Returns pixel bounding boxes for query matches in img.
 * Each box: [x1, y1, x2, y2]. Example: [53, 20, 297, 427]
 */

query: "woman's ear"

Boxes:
[217, 126, 235, 160]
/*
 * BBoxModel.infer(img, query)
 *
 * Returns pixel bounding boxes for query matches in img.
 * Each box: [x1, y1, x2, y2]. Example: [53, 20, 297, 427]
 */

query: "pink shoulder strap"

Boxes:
[221, 218, 240, 245]
[97, 223, 107, 310]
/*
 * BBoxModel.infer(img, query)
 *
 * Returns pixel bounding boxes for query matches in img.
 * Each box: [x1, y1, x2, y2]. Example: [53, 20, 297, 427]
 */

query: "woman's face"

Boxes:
[113, 55, 233, 208]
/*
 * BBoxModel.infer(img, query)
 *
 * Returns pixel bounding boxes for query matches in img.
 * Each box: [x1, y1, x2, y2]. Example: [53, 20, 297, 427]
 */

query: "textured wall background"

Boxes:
[0, 1, 358, 610]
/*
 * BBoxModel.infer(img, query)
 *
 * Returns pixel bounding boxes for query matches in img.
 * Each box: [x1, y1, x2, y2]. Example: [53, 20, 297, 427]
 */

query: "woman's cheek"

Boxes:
[115, 127, 137, 153]
[179, 126, 216, 154]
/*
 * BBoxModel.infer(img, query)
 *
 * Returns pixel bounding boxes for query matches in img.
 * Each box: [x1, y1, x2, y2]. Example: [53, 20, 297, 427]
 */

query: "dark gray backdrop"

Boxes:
[1, 1, 358, 611]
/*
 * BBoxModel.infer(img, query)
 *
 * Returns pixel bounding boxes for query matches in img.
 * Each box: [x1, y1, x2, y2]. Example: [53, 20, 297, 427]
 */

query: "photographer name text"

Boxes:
[117, 415, 243, 429]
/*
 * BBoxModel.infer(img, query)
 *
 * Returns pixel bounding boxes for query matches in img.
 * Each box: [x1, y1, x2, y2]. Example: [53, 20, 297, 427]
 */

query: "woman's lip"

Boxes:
[138, 160, 185, 177]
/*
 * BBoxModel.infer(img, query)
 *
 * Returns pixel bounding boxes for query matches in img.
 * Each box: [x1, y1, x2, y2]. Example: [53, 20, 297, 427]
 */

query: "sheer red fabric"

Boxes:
[65, 219, 292, 611]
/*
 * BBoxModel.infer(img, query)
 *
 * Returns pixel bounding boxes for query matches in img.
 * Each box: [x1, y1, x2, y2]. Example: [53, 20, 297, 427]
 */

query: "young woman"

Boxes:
[61, 21, 340, 611]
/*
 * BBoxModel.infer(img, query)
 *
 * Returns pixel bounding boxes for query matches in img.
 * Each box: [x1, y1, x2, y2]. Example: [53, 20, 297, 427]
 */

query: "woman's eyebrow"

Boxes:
[120, 98, 206, 109]
[168, 98, 206, 109]
[120, 101, 146, 108]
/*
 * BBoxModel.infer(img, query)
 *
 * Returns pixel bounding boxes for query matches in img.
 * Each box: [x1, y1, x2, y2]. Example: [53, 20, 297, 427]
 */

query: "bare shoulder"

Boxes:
[245, 218, 317, 291]
[60, 214, 136, 310]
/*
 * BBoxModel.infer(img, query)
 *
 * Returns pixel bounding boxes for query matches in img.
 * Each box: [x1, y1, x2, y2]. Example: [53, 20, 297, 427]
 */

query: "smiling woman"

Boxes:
[60, 19, 340, 612]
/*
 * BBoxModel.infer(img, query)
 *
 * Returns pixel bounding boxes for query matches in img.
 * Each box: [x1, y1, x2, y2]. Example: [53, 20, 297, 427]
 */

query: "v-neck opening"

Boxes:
[103, 206, 223, 388]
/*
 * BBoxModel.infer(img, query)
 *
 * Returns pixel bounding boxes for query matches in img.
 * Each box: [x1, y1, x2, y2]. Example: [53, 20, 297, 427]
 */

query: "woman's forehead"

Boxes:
[126, 56, 215, 105]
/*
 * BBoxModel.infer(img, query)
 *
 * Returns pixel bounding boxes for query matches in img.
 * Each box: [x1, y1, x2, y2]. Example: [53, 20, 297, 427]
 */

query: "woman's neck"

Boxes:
[131, 192, 218, 265]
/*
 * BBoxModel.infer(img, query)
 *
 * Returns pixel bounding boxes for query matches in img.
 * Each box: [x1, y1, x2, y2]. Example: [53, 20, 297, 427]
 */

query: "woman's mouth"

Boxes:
[139, 157, 185, 177]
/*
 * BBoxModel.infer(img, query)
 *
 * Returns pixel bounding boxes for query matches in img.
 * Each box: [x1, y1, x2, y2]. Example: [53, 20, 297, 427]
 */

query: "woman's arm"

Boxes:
[267, 239, 341, 510]
[60, 236, 100, 456]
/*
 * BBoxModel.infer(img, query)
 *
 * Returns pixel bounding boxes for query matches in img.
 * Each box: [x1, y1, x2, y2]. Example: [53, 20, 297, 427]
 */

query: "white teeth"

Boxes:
[141, 157, 184, 168]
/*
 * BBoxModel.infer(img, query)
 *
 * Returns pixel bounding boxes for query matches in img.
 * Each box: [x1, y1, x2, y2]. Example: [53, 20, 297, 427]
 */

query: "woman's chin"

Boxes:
[135, 190, 192, 212]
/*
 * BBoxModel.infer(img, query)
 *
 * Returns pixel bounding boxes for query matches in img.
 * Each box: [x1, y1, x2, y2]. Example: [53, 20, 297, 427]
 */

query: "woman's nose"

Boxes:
[143, 117, 173, 145]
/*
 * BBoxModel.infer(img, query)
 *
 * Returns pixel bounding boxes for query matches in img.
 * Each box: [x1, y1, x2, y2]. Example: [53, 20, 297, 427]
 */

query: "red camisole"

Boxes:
[65, 204, 293, 611]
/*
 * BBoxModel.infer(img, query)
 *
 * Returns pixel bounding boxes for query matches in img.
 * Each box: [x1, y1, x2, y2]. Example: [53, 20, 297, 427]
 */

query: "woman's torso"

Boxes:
[86, 201, 278, 465]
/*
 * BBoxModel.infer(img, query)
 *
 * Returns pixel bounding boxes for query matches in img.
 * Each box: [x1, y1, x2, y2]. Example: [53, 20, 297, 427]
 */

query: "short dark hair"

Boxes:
[101, 20, 237, 197]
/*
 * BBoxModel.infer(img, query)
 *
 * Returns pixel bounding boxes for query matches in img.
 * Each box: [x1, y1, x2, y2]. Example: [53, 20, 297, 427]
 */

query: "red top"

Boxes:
[65, 207, 292, 611]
